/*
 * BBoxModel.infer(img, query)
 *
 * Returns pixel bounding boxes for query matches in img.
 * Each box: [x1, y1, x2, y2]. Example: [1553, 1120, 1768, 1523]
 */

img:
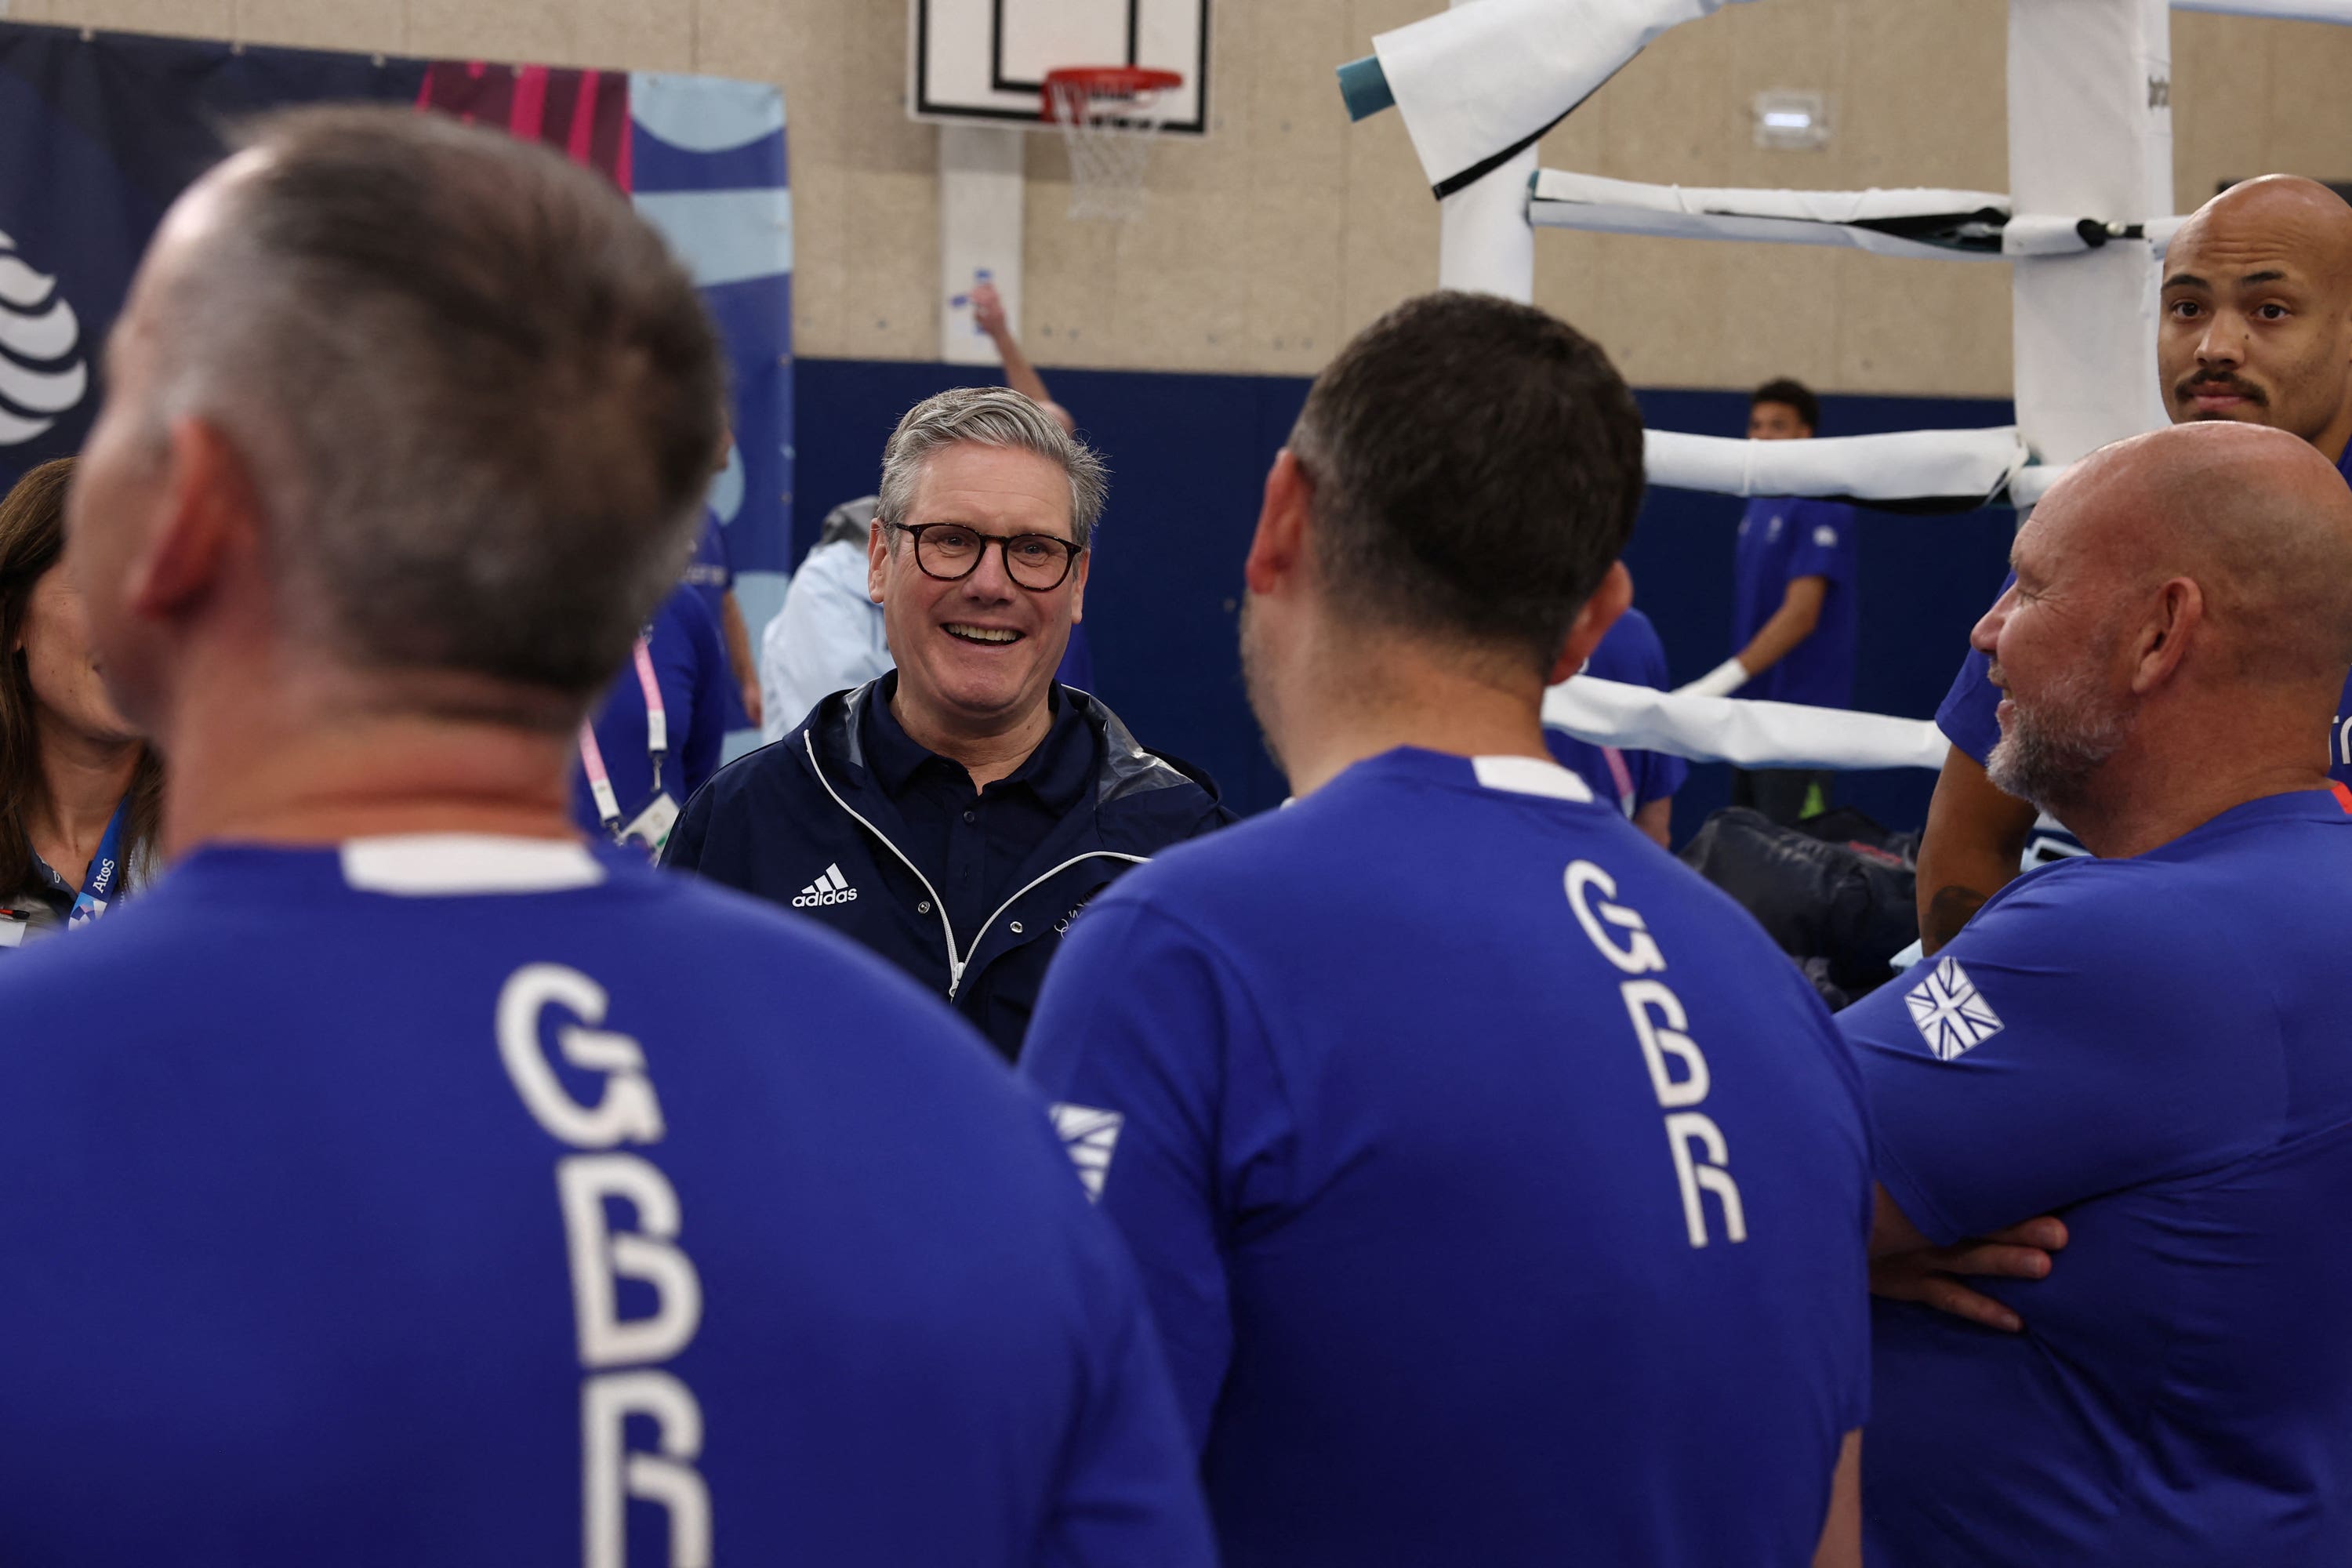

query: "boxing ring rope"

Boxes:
[1530, 172, 2174, 259]
[1545, 678, 1950, 771]
[1338, 0, 2350, 772]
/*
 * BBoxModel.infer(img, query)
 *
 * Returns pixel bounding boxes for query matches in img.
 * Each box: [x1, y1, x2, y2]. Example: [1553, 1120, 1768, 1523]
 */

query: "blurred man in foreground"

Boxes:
[0, 107, 1210, 1565]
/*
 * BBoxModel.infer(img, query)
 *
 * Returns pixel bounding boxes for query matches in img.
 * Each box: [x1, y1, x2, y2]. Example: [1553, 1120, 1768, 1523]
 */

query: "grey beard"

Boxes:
[1985, 670, 2132, 815]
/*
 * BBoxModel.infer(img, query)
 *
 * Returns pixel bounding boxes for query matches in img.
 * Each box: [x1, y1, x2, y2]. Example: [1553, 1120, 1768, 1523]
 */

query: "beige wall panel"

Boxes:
[1698, 241, 1850, 394]
[27, 0, 2352, 394]
[2170, 14, 2267, 211]
[1338, 107, 1433, 347]
[405, 0, 568, 68]
[45, 0, 234, 39]
[1022, 177, 1119, 367]
[1593, 235, 1735, 387]
[232, 0, 403, 55]
[572, 0, 692, 74]
[1835, 0, 2005, 191]
[1596, 19, 1736, 187]
[838, 165, 937, 361]
[1238, 177, 1344, 372]
[1697, 0, 1853, 191]
[1831, 253, 2010, 397]
[2259, 20, 2352, 182]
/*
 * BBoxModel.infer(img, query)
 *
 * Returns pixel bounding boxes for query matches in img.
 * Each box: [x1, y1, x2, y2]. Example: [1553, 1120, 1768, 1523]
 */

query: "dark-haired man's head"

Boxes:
[1748, 379, 1819, 441]
[2158, 175, 2352, 459]
[1240, 291, 1645, 781]
[69, 105, 724, 744]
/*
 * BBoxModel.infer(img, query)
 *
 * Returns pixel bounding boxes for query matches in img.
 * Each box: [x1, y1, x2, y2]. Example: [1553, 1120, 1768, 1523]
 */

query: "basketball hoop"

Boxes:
[1041, 66, 1184, 223]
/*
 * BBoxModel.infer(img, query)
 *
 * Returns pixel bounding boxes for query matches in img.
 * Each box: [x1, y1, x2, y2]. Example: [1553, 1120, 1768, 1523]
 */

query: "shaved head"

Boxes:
[2056, 421, 2352, 682]
[1978, 423, 2352, 823]
[2160, 176, 2352, 457]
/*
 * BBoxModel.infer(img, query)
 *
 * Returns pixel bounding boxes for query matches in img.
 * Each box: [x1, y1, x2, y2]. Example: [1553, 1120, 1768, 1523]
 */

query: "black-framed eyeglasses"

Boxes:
[886, 521, 1084, 591]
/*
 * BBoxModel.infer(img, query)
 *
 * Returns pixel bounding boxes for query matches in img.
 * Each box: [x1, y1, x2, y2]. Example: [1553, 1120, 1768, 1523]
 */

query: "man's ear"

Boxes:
[866, 518, 889, 605]
[1067, 545, 1088, 626]
[1546, 562, 1634, 686]
[1244, 449, 1313, 597]
[2129, 575, 2202, 695]
[125, 416, 256, 622]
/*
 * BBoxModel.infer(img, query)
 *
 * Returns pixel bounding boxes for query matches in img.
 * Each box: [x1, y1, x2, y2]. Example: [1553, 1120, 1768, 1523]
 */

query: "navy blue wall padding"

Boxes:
[794, 358, 2017, 839]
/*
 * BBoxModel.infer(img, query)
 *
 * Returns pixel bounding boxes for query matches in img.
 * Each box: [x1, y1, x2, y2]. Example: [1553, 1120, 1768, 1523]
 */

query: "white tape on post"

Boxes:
[2007, 0, 2172, 467]
[1544, 677, 1949, 771]
[1435, 0, 1537, 301]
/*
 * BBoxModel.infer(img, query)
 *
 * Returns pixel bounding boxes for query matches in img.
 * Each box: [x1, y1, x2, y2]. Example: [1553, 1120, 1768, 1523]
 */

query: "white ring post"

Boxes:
[1436, 0, 1537, 301]
[2007, 0, 2173, 471]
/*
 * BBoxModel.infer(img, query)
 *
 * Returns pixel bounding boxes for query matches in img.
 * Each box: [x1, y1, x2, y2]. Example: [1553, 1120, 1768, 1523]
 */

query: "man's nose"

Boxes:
[1969, 589, 2013, 658]
[961, 540, 1017, 597]
[2195, 314, 2244, 368]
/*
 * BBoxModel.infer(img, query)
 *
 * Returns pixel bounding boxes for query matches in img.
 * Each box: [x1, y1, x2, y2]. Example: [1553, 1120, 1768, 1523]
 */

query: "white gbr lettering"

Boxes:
[1564, 862, 1747, 1249]
[1566, 861, 1666, 975]
[498, 964, 710, 1568]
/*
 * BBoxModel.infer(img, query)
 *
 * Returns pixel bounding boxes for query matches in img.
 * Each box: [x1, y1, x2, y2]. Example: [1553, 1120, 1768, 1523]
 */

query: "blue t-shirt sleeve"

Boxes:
[1837, 866, 2281, 1245]
[1783, 502, 1858, 586]
[1041, 1196, 1221, 1566]
[1635, 747, 1688, 807]
[679, 596, 731, 799]
[1934, 569, 2014, 764]
[1018, 895, 1294, 1451]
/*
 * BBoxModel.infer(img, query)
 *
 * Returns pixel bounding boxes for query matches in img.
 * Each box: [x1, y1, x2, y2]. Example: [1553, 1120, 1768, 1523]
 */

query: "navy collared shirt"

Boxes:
[859, 675, 1100, 949]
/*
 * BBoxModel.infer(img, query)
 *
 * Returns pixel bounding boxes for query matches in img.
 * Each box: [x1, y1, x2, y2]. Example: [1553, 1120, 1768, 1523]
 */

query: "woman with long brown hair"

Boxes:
[0, 456, 162, 947]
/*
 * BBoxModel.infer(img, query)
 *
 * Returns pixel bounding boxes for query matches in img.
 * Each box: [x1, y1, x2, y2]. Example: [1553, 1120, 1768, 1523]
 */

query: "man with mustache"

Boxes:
[1914, 175, 2352, 952]
[1842, 422, 2352, 1565]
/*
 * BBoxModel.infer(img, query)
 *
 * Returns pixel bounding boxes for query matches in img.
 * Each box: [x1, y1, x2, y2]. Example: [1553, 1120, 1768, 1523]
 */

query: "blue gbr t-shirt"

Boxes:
[570, 586, 731, 840]
[1733, 495, 1861, 708]
[1547, 606, 1690, 814]
[0, 836, 1213, 1566]
[1940, 441, 2352, 783]
[1841, 789, 2352, 1567]
[1019, 747, 1872, 1568]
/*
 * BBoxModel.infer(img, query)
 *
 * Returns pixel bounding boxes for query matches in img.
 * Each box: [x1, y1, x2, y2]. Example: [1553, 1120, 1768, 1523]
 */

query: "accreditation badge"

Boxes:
[618, 792, 682, 862]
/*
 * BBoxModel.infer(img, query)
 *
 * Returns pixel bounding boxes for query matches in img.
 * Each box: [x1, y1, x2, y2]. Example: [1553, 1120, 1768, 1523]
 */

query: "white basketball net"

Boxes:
[1046, 77, 1175, 223]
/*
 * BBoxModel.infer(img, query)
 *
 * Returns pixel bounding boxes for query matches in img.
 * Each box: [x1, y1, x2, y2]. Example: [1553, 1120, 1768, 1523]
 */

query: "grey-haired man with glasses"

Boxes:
[665, 387, 1233, 1061]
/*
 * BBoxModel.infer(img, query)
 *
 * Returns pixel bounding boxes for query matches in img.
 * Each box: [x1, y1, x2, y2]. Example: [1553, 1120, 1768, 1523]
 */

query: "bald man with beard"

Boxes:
[1915, 175, 2352, 951]
[1842, 423, 2352, 1566]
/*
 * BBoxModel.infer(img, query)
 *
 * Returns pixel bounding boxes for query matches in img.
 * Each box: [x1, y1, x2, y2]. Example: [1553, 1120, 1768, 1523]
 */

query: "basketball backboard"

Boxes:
[909, 0, 1210, 135]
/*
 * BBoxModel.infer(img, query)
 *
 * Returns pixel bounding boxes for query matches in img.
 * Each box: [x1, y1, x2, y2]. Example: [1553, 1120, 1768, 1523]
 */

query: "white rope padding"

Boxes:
[1531, 171, 2013, 259]
[2172, 0, 2352, 20]
[1546, 677, 1949, 771]
[1374, 0, 1759, 193]
[1645, 427, 2027, 504]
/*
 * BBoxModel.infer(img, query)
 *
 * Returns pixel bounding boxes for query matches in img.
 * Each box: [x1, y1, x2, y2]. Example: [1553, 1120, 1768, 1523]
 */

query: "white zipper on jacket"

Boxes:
[802, 730, 1149, 1001]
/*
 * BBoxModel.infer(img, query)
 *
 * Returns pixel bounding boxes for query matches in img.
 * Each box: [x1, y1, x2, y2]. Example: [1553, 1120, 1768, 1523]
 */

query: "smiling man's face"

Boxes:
[869, 440, 1087, 737]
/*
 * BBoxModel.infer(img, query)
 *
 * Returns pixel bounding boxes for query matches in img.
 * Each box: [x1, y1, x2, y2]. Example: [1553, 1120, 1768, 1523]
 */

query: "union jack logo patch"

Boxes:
[1905, 957, 2005, 1061]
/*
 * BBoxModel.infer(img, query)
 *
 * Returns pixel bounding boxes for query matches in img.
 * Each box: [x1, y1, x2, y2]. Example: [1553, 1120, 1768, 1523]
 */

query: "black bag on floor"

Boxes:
[1676, 807, 1919, 1007]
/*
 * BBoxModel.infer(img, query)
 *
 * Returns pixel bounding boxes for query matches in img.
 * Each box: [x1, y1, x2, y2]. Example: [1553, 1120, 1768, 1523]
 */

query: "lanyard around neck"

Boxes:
[65, 794, 132, 931]
[579, 637, 667, 833]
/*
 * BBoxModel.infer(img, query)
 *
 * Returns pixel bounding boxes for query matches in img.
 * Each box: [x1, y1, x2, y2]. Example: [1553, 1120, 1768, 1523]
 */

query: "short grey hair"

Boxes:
[136, 106, 724, 724]
[877, 387, 1109, 549]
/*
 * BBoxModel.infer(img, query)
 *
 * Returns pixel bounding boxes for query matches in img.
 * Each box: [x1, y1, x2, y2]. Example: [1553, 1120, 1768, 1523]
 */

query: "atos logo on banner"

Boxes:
[0, 231, 85, 446]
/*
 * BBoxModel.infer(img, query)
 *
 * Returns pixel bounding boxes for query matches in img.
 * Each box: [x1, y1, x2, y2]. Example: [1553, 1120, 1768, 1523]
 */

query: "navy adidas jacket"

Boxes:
[663, 681, 1236, 1060]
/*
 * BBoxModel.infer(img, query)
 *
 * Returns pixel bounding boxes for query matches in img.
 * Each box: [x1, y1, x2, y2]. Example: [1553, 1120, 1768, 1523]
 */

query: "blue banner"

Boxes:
[0, 23, 792, 572]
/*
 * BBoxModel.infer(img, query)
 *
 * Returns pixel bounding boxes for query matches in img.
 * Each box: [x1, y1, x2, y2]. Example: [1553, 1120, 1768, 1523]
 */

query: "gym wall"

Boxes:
[24, 0, 2352, 395]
